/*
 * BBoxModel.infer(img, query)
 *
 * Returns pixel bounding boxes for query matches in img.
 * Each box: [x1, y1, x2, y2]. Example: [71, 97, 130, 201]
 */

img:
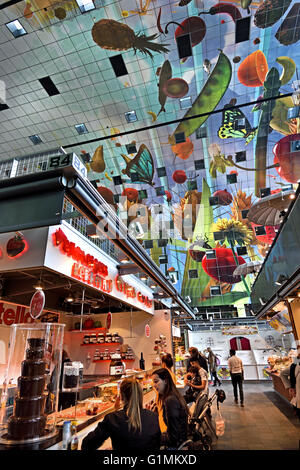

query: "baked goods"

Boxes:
[7, 337, 46, 440]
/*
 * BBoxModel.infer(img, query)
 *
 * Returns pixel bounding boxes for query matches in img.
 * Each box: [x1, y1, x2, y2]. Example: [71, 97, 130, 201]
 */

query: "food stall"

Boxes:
[265, 353, 295, 402]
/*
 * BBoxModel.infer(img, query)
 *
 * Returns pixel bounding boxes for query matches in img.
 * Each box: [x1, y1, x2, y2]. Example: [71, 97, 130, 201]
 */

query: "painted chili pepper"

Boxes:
[199, 2, 242, 22]
[157, 7, 164, 34]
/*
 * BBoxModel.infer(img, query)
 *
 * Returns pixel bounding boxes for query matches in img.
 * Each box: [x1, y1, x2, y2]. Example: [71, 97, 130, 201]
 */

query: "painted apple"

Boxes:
[212, 189, 233, 206]
[83, 318, 94, 329]
[6, 234, 27, 258]
[201, 247, 246, 284]
[172, 169, 187, 184]
[171, 138, 194, 160]
[122, 187, 139, 202]
[273, 134, 300, 183]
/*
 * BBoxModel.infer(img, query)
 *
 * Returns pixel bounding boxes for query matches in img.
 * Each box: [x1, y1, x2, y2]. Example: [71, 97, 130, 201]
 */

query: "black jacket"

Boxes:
[81, 408, 161, 452]
[161, 394, 188, 448]
[187, 354, 208, 372]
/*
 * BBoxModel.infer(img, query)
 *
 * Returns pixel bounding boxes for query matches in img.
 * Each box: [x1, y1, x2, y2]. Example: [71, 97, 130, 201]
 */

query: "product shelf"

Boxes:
[81, 342, 120, 346]
[92, 359, 135, 363]
[69, 328, 107, 332]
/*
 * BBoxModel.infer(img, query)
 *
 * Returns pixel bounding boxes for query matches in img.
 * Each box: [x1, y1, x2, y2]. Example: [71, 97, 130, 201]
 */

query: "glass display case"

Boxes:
[0, 323, 65, 449]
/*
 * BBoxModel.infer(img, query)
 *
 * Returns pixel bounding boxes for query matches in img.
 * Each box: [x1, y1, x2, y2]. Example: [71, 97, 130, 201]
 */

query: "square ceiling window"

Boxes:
[174, 132, 186, 144]
[260, 187, 270, 198]
[227, 173, 237, 184]
[291, 139, 300, 151]
[179, 97, 192, 109]
[210, 286, 221, 296]
[176, 34, 192, 59]
[255, 226, 266, 236]
[29, 134, 43, 145]
[235, 151, 246, 162]
[213, 231, 226, 241]
[155, 186, 165, 196]
[169, 271, 178, 284]
[206, 249, 216, 260]
[144, 240, 153, 249]
[287, 106, 300, 120]
[126, 143, 137, 154]
[187, 180, 197, 191]
[235, 16, 250, 43]
[158, 239, 168, 247]
[196, 127, 207, 139]
[113, 175, 123, 185]
[233, 118, 246, 130]
[75, 0, 95, 13]
[281, 184, 293, 192]
[209, 196, 219, 206]
[125, 111, 137, 123]
[109, 54, 128, 77]
[139, 189, 148, 199]
[194, 159, 205, 170]
[75, 123, 89, 135]
[188, 269, 198, 279]
[159, 255, 168, 264]
[6, 20, 27, 38]
[130, 172, 139, 182]
[113, 194, 120, 203]
[0, 103, 9, 111]
[237, 246, 247, 256]
[157, 167, 167, 177]
[241, 209, 249, 219]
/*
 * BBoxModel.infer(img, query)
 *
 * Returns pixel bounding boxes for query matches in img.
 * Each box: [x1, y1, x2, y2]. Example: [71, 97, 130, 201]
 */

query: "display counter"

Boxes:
[265, 369, 291, 402]
[46, 368, 156, 450]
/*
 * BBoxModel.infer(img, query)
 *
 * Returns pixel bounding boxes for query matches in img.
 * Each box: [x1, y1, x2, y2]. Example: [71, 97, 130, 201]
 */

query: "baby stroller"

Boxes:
[178, 389, 226, 451]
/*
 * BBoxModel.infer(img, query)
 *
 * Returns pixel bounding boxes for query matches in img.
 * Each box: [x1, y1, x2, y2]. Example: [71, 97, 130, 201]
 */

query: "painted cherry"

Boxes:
[165, 190, 172, 202]
[201, 247, 246, 284]
[122, 187, 139, 201]
[172, 169, 187, 184]
[174, 17, 206, 47]
[273, 133, 300, 183]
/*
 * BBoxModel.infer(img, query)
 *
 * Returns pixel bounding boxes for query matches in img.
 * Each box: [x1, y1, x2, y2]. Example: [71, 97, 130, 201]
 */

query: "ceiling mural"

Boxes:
[0, 0, 299, 315]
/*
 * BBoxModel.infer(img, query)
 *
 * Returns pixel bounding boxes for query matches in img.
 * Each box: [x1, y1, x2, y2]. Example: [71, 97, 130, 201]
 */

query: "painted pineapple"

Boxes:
[92, 19, 169, 58]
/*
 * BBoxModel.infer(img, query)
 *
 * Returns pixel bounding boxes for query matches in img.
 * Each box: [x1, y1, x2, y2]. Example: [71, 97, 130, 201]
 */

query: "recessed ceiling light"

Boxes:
[75, 123, 89, 135]
[75, 0, 95, 13]
[125, 111, 137, 123]
[6, 20, 27, 38]
[29, 134, 43, 145]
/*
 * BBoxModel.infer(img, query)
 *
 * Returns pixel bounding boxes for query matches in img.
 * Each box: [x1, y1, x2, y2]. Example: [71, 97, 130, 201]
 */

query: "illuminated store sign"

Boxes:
[0, 302, 34, 325]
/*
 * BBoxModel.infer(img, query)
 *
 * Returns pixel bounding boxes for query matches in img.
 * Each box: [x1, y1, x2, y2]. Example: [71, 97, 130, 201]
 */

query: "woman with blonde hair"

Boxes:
[82, 377, 161, 451]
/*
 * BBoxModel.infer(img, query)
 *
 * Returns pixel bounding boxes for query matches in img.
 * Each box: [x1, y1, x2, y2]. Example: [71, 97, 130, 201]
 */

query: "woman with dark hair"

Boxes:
[81, 377, 161, 451]
[151, 368, 189, 449]
[161, 353, 176, 384]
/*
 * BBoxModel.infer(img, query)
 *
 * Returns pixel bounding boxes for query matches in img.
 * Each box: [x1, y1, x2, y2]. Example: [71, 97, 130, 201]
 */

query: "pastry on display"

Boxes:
[7, 338, 47, 441]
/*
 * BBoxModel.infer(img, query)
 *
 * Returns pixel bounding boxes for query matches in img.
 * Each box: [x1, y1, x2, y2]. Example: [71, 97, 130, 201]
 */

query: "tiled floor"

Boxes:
[211, 381, 300, 450]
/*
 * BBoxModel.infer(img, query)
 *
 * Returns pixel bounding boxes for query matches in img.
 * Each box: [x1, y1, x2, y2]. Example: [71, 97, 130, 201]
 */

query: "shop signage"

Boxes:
[145, 324, 151, 338]
[30, 290, 45, 320]
[106, 312, 112, 330]
[51, 227, 153, 312]
[0, 302, 34, 325]
[222, 326, 258, 335]
[267, 309, 291, 333]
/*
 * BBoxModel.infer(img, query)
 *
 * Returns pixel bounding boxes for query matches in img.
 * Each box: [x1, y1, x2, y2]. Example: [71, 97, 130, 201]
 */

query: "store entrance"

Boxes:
[230, 336, 251, 350]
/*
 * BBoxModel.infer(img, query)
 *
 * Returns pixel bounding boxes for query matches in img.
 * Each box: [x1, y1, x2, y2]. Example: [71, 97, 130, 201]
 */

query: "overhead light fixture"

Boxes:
[75, 0, 95, 13]
[259, 297, 266, 306]
[120, 257, 130, 263]
[150, 283, 156, 289]
[275, 274, 289, 286]
[140, 275, 147, 281]
[289, 193, 296, 200]
[33, 281, 44, 291]
[65, 292, 74, 302]
[185, 296, 191, 303]
[6, 20, 27, 38]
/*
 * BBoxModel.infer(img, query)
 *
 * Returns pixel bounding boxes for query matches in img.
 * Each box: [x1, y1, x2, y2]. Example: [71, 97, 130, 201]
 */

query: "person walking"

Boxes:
[151, 368, 189, 449]
[228, 349, 244, 407]
[280, 344, 300, 421]
[81, 377, 161, 451]
[186, 347, 208, 373]
[207, 347, 221, 386]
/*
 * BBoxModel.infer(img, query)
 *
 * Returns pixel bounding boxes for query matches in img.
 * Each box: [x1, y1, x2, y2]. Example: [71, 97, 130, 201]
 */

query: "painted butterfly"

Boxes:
[121, 144, 154, 186]
[218, 107, 257, 145]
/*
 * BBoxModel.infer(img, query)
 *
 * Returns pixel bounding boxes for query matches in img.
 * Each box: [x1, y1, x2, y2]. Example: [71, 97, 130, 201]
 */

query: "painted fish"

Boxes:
[158, 60, 172, 116]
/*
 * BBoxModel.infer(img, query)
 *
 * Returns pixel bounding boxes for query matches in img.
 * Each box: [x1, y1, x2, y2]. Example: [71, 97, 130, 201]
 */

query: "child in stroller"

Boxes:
[183, 365, 208, 406]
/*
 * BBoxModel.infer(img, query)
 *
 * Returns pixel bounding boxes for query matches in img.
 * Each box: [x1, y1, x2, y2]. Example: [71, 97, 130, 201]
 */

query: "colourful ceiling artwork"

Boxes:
[0, 0, 300, 316]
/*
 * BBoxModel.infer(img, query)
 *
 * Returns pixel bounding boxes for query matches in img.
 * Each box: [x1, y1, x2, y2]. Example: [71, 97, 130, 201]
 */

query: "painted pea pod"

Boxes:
[169, 51, 232, 142]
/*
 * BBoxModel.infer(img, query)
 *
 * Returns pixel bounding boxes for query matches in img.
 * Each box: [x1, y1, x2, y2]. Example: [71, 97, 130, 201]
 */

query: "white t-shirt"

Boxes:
[228, 355, 243, 374]
[199, 368, 208, 394]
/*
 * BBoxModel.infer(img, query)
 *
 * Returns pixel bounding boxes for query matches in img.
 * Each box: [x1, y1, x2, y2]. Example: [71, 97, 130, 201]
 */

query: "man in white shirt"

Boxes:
[228, 349, 244, 407]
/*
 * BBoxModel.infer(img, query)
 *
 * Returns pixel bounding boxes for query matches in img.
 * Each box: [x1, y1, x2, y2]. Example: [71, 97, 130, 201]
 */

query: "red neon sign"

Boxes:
[52, 228, 108, 277]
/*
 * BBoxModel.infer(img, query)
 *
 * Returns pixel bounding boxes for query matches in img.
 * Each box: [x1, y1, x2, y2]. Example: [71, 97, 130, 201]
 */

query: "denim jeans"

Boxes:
[231, 373, 244, 403]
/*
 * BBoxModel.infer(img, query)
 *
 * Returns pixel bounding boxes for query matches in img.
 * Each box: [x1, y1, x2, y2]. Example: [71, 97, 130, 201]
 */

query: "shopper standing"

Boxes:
[151, 368, 189, 449]
[186, 347, 208, 373]
[280, 344, 300, 421]
[228, 349, 244, 407]
[161, 353, 176, 384]
[81, 377, 161, 451]
[207, 347, 221, 386]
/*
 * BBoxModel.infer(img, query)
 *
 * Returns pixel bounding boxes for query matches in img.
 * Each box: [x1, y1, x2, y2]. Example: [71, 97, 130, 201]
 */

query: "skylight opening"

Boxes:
[75, 123, 89, 135]
[39, 76, 60, 97]
[125, 111, 137, 123]
[75, 0, 95, 13]
[6, 20, 27, 38]
[29, 134, 43, 145]
[179, 97, 192, 109]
